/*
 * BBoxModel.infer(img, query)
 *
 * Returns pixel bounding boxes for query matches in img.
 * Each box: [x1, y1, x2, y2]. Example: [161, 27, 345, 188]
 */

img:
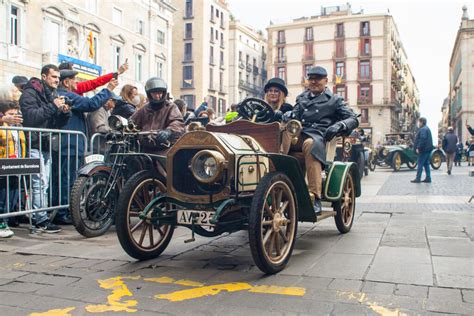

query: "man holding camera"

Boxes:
[19, 64, 71, 233]
[52, 69, 118, 224]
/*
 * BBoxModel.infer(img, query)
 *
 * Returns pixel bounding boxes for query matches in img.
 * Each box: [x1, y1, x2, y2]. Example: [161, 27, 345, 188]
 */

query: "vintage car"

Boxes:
[335, 133, 367, 177]
[376, 133, 444, 171]
[114, 99, 361, 274]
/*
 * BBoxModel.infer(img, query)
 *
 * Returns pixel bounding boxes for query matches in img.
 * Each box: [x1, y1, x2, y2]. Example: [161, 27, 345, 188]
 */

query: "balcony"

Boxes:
[359, 51, 371, 58]
[238, 61, 245, 69]
[209, 57, 215, 65]
[276, 39, 286, 45]
[253, 66, 259, 75]
[208, 83, 217, 92]
[276, 56, 286, 64]
[302, 54, 314, 62]
[357, 97, 372, 105]
[332, 52, 346, 60]
[246, 63, 252, 72]
[239, 80, 261, 95]
[262, 52, 267, 60]
[333, 74, 346, 84]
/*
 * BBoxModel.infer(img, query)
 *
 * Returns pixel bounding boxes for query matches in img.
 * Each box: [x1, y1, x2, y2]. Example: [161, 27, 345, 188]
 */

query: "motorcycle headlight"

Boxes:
[286, 120, 302, 137]
[187, 121, 202, 132]
[190, 150, 225, 184]
[343, 141, 352, 153]
[108, 115, 128, 131]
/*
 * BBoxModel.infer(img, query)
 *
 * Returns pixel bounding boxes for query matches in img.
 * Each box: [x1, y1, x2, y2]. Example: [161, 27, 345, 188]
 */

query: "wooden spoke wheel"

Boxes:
[430, 152, 442, 170]
[392, 152, 402, 172]
[333, 173, 356, 234]
[115, 170, 174, 260]
[249, 172, 297, 274]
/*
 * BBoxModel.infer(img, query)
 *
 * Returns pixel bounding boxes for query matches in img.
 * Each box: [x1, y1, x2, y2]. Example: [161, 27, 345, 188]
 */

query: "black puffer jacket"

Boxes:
[111, 100, 136, 119]
[19, 78, 71, 150]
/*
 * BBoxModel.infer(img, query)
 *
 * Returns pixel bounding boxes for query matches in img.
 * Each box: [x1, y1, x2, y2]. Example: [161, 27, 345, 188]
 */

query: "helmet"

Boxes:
[145, 77, 168, 108]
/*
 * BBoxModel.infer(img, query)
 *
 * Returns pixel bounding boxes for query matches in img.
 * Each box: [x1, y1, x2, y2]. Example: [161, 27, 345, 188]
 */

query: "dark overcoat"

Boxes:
[293, 88, 359, 164]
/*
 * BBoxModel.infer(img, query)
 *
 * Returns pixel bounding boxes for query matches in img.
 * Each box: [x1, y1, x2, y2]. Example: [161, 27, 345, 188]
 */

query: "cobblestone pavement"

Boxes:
[0, 166, 472, 315]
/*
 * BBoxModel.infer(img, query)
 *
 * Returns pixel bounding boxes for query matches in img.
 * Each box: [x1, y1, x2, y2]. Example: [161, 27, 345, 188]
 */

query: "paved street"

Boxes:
[0, 166, 473, 316]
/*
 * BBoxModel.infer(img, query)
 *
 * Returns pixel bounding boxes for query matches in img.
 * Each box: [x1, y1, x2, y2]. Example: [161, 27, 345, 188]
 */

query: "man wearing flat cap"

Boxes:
[51, 69, 118, 224]
[12, 75, 28, 92]
[284, 66, 359, 214]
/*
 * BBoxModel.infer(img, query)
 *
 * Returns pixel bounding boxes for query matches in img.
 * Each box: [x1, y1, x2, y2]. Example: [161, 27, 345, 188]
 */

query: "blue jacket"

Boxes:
[57, 87, 112, 155]
[414, 125, 434, 154]
[442, 131, 458, 154]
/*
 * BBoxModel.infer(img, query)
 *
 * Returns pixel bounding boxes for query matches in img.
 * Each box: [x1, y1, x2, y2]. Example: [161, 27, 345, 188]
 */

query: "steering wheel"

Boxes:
[236, 98, 275, 124]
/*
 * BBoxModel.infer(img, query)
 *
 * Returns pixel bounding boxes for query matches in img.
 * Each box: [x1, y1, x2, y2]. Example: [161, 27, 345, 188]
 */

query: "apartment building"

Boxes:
[228, 20, 267, 105]
[267, 5, 420, 144]
[0, 0, 175, 92]
[448, 6, 474, 144]
[171, 0, 230, 114]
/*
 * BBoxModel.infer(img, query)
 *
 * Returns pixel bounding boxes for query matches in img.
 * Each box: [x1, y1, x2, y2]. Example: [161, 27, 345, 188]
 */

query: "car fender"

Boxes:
[77, 162, 112, 177]
[431, 148, 446, 161]
[324, 162, 361, 201]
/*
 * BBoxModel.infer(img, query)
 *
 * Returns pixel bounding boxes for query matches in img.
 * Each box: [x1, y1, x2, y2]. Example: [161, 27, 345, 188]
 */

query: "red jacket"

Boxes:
[75, 73, 115, 95]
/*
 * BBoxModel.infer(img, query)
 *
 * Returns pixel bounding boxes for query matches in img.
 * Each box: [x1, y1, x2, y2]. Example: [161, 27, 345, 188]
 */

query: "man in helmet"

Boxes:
[130, 77, 185, 152]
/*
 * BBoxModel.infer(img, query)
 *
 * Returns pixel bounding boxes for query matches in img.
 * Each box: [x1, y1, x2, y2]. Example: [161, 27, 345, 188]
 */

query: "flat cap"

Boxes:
[12, 75, 28, 86]
[60, 69, 78, 81]
[307, 66, 328, 77]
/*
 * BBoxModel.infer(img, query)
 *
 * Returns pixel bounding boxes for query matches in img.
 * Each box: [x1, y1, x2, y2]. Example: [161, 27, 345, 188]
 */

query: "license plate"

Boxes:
[177, 210, 215, 226]
[85, 154, 104, 164]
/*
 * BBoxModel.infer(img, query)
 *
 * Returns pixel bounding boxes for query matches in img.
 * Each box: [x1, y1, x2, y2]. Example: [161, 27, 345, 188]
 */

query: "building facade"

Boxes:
[171, 0, 230, 115]
[228, 20, 267, 105]
[267, 5, 420, 145]
[0, 0, 175, 93]
[448, 6, 474, 145]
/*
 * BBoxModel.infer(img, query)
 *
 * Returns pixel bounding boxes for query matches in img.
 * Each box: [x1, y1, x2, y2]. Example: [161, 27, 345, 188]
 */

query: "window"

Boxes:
[220, 33, 224, 47]
[359, 61, 371, 79]
[335, 62, 345, 78]
[362, 39, 370, 55]
[219, 72, 224, 92]
[10, 6, 19, 45]
[209, 68, 214, 89]
[85, 0, 97, 14]
[360, 108, 369, 123]
[218, 98, 225, 115]
[112, 7, 123, 25]
[183, 66, 193, 88]
[277, 67, 286, 80]
[209, 96, 216, 111]
[336, 23, 344, 37]
[156, 60, 163, 77]
[185, 23, 192, 39]
[135, 54, 143, 81]
[112, 44, 122, 70]
[304, 43, 313, 58]
[303, 64, 312, 77]
[185, 0, 193, 18]
[336, 86, 346, 100]
[210, 46, 214, 64]
[92, 35, 98, 64]
[157, 30, 165, 44]
[277, 47, 285, 62]
[361, 21, 370, 36]
[335, 40, 345, 58]
[215, 29, 219, 41]
[210, 27, 214, 42]
[210, 5, 214, 21]
[238, 51, 242, 62]
[184, 43, 192, 61]
[359, 85, 372, 103]
[277, 30, 285, 44]
[182, 95, 195, 108]
[137, 20, 144, 35]
[47, 19, 60, 54]
[220, 12, 224, 28]
[216, 9, 219, 18]
[220, 51, 224, 67]
[305, 27, 313, 41]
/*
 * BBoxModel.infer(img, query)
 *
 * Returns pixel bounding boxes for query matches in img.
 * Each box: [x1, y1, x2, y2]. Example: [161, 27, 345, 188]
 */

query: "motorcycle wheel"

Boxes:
[115, 170, 174, 260]
[70, 172, 115, 238]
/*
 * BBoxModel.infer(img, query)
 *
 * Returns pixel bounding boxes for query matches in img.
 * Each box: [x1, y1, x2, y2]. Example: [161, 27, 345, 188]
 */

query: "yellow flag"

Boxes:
[335, 75, 342, 84]
[87, 31, 94, 59]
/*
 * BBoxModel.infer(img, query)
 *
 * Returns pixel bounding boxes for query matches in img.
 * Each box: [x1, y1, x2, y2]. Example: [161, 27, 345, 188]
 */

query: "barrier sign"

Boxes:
[0, 158, 41, 176]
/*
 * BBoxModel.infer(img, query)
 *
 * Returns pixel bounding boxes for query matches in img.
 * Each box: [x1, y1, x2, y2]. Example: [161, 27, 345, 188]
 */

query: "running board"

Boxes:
[317, 210, 337, 221]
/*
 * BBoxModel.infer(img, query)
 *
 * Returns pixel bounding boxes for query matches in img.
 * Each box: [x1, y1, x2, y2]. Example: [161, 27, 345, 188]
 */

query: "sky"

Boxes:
[227, 0, 472, 138]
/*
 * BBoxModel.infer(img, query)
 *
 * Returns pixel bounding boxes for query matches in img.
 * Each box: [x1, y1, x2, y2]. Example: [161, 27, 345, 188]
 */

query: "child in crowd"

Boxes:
[0, 100, 26, 238]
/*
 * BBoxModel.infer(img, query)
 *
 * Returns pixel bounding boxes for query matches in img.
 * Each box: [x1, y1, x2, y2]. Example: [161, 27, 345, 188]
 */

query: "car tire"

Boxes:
[430, 152, 442, 170]
[407, 161, 417, 169]
[115, 170, 174, 261]
[392, 152, 402, 172]
[248, 172, 297, 274]
[333, 172, 356, 234]
[356, 152, 365, 178]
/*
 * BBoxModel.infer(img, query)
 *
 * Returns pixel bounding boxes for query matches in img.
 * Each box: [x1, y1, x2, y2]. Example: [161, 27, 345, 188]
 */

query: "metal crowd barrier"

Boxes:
[0, 126, 88, 229]
[89, 132, 107, 155]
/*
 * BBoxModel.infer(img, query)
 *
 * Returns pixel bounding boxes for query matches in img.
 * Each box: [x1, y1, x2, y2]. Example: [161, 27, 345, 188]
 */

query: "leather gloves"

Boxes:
[273, 110, 283, 122]
[324, 122, 345, 141]
[282, 111, 295, 123]
[154, 129, 171, 145]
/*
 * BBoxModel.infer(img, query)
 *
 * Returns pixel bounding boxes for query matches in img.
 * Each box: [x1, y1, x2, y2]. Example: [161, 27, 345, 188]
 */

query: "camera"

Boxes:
[62, 96, 73, 106]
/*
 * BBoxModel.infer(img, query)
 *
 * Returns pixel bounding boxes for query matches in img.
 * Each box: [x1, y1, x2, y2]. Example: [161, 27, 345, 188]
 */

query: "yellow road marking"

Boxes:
[338, 291, 407, 316]
[249, 285, 306, 296]
[144, 277, 204, 287]
[85, 276, 140, 313]
[29, 307, 76, 316]
[156, 282, 253, 302]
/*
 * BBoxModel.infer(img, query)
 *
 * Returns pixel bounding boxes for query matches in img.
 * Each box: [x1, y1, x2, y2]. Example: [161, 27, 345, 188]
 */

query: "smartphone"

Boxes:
[113, 72, 118, 79]
[125, 58, 128, 64]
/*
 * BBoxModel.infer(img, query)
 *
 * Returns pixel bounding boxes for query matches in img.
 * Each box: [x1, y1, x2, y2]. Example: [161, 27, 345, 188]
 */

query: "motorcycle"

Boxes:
[69, 116, 163, 238]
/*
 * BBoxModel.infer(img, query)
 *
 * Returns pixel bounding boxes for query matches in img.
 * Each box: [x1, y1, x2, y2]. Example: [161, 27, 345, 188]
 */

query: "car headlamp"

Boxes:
[343, 141, 352, 153]
[108, 115, 128, 131]
[382, 148, 389, 156]
[286, 120, 302, 145]
[190, 150, 225, 184]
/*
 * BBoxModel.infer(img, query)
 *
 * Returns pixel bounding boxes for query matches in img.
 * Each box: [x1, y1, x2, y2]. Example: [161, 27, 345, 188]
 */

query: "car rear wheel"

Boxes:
[249, 172, 297, 274]
[115, 170, 174, 260]
[392, 152, 402, 172]
[333, 172, 356, 234]
[430, 152, 442, 170]
[407, 161, 417, 169]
